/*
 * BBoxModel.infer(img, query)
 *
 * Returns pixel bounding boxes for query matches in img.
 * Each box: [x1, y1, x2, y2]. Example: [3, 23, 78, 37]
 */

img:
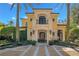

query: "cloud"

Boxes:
[8, 3, 13, 5]
[12, 17, 16, 20]
[23, 16, 28, 19]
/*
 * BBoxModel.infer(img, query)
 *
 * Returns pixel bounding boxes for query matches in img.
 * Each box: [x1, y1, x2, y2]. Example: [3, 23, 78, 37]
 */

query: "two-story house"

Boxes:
[21, 8, 67, 43]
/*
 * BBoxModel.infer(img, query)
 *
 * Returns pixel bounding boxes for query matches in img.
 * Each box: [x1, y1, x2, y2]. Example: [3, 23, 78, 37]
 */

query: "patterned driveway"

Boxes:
[0, 44, 79, 56]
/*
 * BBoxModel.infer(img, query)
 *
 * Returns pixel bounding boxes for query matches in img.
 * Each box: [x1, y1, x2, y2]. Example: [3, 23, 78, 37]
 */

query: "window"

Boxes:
[30, 18, 32, 21]
[39, 16, 46, 24]
[52, 19, 55, 22]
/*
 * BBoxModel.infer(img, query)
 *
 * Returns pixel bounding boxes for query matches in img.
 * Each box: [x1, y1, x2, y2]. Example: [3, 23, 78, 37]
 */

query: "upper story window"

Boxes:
[30, 18, 32, 21]
[39, 16, 46, 24]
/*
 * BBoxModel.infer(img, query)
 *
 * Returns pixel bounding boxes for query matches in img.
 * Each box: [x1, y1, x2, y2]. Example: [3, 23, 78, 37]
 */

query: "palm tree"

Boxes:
[66, 3, 70, 41]
[16, 3, 20, 42]
[11, 3, 20, 42]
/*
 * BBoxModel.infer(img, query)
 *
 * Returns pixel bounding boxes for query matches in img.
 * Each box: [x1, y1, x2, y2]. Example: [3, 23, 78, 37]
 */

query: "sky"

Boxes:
[0, 3, 67, 26]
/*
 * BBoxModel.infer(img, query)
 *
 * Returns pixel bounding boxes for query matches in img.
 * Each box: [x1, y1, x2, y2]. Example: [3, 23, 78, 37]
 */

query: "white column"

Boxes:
[55, 30, 58, 40]
[47, 31, 49, 45]
[35, 30, 38, 41]
[27, 29, 30, 40]
[63, 31, 65, 41]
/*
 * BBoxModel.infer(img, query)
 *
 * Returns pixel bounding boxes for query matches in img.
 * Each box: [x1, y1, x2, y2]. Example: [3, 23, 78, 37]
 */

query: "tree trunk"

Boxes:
[16, 3, 20, 42]
[66, 3, 70, 41]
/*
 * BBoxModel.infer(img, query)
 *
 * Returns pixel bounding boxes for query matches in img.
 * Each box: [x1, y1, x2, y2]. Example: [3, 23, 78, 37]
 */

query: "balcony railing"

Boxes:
[36, 19, 48, 24]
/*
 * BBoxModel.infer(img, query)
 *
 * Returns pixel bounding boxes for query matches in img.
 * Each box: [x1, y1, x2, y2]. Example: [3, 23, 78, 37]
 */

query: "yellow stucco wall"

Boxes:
[22, 18, 27, 26]
[51, 14, 58, 30]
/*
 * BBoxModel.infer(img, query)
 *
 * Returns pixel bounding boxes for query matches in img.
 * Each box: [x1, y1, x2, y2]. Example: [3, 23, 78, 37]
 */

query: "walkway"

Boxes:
[0, 44, 79, 56]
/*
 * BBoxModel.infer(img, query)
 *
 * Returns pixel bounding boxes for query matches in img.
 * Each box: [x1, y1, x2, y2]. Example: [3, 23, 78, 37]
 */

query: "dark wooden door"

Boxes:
[39, 32, 45, 40]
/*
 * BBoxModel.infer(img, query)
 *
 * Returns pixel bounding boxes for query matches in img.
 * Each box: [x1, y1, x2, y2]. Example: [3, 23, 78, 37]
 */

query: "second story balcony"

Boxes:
[36, 19, 48, 24]
[36, 16, 48, 24]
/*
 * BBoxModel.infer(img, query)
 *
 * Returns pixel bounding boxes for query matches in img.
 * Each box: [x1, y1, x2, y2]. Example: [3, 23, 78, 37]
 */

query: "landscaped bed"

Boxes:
[49, 40, 79, 47]
[0, 40, 37, 50]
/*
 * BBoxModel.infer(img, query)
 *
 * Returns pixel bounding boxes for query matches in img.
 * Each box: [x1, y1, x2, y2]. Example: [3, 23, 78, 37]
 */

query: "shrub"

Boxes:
[31, 40, 36, 45]
[49, 40, 71, 47]
[53, 40, 59, 44]
[0, 40, 11, 46]
[49, 40, 54, 45]
[1, 27, 16, 41]
[38, 39, 47, 43]
[69, 28, 79, 44]
[18, 40, 36, 45]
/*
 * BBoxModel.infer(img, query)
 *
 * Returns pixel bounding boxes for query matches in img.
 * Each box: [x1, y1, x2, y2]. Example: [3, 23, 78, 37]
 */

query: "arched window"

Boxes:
[39, 16, 46, 24]
[57, 30, 63, 40]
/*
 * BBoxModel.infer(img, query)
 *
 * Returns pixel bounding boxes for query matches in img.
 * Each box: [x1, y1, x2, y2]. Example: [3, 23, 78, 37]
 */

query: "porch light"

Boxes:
[33, 30, 35, 34]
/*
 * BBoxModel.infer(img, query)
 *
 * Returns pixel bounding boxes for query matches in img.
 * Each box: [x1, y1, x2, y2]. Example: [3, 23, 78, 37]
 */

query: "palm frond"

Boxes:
[10, 3, 15, 10]
[23, 4, 28, 11]
[54, 4, 61, 10]
[28, 3, 33, 8]
[58, 4, 64, 11]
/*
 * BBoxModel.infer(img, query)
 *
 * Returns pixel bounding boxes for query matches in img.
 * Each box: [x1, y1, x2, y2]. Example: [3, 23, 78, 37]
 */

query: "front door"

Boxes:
[38, 32, 46, 42]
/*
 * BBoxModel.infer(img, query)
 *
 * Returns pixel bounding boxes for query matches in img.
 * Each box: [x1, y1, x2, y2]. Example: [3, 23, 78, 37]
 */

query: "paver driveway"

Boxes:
[0, 44, 79, 56]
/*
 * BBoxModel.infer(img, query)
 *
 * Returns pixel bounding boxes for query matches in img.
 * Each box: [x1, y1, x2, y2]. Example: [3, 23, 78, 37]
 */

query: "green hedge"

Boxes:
[0, 40, 36, 49]
[16, 40, 36, 45]
[49, 40, 73, 47]
[13, 29, 27, 42]
[69, 28, 79, 43]
[20, 30, 27, 42]
[26, 40, 36, 45]
[38, 39, 47, 43]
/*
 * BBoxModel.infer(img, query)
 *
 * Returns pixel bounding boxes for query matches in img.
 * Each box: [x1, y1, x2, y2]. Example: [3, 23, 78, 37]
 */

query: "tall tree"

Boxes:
[72, 4, 79, 25]
[66, 3, 70, 41]
[16, 3, 20, 42]
[11, 3, 20, 42]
